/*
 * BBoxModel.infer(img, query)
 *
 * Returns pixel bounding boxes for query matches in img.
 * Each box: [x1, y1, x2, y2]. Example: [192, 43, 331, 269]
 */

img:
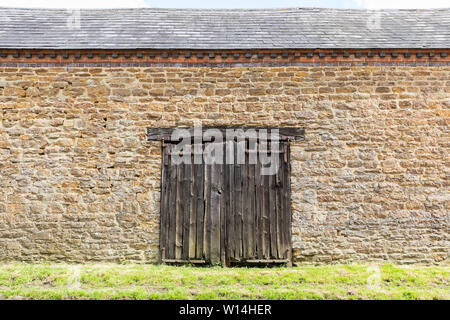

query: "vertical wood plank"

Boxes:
[268, 172, 277, 258]
[234, 149, 243, 260]
[227, 141, 235, 262]
[220, 142, 227, 266]
[188, 159, 196, 259]
[175, 160, 184, 260]
[159, 143, 168, 262]
[242, 141, 248, 260]
[247, 157, 256, 259]
[203, 161, 211, 262]
[182, 162, 191, 260]
[195, 162, 205, 259]
[279, 144, 286, 260]
[275, 151, 283, 260]
[210, 153, 221, 265]
[167, 145, 178, 260]
[262, 166, 270, 260]
[285, 142, 293, 266]
[255, 155, 263, 260]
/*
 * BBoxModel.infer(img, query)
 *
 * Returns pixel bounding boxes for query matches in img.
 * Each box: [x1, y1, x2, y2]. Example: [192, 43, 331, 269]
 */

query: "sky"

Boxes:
[0, 0, 448, 9]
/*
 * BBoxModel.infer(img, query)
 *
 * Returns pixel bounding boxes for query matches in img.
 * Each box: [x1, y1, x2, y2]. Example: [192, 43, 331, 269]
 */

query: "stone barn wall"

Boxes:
[0, 61, 448, 264]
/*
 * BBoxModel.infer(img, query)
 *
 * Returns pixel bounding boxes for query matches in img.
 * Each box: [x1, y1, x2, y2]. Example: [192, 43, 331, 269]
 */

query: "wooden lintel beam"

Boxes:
[147, 127, 305, 142]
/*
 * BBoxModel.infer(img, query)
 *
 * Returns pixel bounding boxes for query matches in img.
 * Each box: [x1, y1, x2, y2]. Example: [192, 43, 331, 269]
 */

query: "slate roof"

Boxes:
[0, 7, 449, 49]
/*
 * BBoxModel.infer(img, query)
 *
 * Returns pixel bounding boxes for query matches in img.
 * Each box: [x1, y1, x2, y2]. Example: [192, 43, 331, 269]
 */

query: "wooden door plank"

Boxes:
[234, 155, 243, 261]
[203, 162, 211, 262]
[159, 143, 168, 261]
[167, 146, 178, 259]
[275, 152, 283, 259]
[181, 162, 191, 260]
[242, 141, 249, 260]
[262, 169, 270, 260]
[210, 157, 221, 265]
[247, 156, 256, 259]
[195, 163, 205, 259]
[255, 158, 263, 260]
[220, 142, 228, 266]
[285, 142, 293, 266]
[268, 172, 277, 259]
[175, 162, 184, 260]
[279, 145, 287, 260]
[181, 163, 190, 260]
[188, 160, 196, 259]
[227, 141, 235, 262]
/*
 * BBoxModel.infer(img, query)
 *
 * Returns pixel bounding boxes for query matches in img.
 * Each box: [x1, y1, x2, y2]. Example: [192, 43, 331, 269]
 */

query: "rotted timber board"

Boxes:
[147, 127, 305, 142]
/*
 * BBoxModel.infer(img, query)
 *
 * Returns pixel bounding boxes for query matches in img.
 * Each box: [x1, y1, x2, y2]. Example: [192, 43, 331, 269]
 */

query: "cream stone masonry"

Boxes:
[0, 64, 448, 264]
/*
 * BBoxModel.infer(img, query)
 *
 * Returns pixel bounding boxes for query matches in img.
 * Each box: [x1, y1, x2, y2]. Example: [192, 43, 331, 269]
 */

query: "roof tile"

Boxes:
[0, 7, 448, 49]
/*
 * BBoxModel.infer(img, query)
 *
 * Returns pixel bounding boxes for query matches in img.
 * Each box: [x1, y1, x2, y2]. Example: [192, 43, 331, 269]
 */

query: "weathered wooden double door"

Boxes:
[159, 137, 292, 266]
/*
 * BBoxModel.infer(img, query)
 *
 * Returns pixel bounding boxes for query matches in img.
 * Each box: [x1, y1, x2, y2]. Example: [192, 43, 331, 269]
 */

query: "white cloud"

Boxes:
[0, 0, 149, 8]
[355, 0, 449, 9]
